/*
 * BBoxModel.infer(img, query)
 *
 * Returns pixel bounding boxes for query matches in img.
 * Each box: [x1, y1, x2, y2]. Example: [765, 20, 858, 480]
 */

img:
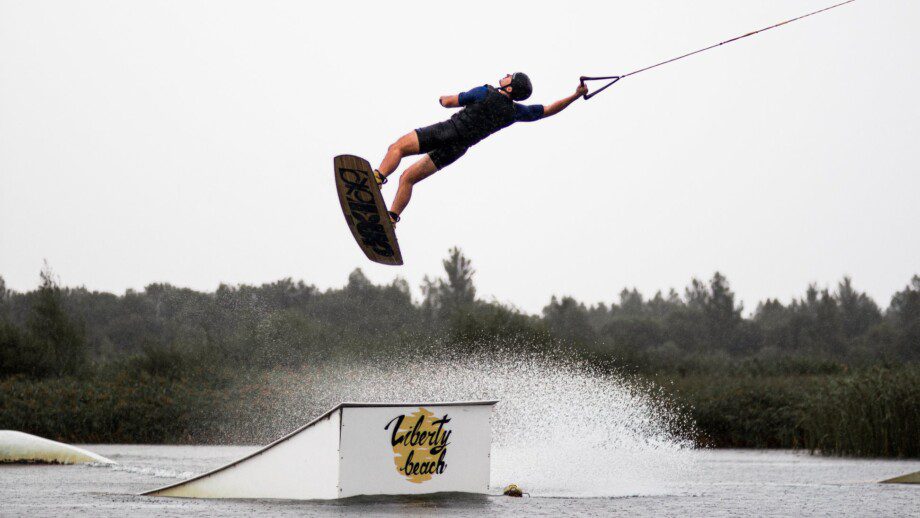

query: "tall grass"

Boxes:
[664, 375, 811, 448]
[2, 364, 917, 458]
[801, 367, 920, 457]
[662, 365, 920, 457]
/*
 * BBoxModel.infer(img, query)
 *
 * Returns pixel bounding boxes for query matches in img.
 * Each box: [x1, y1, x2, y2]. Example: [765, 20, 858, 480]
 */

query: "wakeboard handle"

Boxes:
[580, 75, 622, 101]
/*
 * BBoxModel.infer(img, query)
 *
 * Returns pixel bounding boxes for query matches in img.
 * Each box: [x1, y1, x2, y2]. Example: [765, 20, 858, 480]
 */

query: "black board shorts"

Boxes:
[415, 121, 469, 170]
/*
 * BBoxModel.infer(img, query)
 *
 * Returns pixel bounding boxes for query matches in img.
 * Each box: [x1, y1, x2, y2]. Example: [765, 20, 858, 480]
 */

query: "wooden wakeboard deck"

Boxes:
[333, 155, 403, 266]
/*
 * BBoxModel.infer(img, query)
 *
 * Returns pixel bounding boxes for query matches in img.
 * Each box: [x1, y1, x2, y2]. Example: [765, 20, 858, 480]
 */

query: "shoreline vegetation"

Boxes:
[1, 249, 918, 458]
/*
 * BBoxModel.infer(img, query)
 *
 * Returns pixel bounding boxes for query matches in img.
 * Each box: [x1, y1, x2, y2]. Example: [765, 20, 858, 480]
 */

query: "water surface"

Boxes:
[2, 446, 917, 517]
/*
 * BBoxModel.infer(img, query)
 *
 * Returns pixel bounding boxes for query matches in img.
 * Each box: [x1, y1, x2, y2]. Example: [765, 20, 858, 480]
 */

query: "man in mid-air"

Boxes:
[374, 73, 588, 224]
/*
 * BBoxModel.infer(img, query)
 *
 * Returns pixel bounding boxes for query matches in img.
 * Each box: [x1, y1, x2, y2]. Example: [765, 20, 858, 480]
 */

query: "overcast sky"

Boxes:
[1, 0, 917, 314]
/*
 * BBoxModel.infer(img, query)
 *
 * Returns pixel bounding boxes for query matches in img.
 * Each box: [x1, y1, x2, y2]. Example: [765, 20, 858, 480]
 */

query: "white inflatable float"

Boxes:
[0, 430, 114, 465]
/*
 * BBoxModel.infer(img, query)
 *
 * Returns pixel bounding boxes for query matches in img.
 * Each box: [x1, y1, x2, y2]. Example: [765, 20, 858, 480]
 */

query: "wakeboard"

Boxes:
[333, 154, 403, 266]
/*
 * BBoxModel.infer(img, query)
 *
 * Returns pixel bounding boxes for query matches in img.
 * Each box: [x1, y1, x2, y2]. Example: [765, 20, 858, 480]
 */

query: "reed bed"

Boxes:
[2, 365, 917, 457]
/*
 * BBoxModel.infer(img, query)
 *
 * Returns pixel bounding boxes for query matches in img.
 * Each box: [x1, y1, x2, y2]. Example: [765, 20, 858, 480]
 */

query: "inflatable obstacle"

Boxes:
[0, 430, 114, 465]
[144, 401, 497, 500]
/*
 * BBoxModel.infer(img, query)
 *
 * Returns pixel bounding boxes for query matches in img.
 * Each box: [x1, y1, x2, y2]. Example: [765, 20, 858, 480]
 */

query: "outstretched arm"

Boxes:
[542, 82, 589, 118]
[441, 86, 488, 108]
[439, 95, 460, 108]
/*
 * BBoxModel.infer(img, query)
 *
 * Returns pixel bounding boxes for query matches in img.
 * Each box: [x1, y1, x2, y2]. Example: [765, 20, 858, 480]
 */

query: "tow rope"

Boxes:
[580, 0, 858, 100]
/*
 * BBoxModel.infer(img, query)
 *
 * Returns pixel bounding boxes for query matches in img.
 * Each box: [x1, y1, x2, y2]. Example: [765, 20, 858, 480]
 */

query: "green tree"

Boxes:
[543, 296, 595, 345]
[814, 288, 844, 356]
[26, 264, 87, 376]
[836, 277, 881, 339]
[422, 247, 477, 321]
[0, 321, 28, 376]
[683, 273, 744, 353]
[888, 275, 920, 361]
[0, 276, 8, 320]
[617, 288, 646, 317]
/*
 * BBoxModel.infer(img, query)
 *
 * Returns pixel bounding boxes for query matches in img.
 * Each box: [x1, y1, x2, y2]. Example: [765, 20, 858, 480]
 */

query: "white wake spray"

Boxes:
[265, 348, 696, 498]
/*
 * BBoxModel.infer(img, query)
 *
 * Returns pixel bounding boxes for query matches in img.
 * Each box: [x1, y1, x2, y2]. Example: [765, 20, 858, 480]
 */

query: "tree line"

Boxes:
[1, 248, 917, 380]
[1, 250, 918, 456]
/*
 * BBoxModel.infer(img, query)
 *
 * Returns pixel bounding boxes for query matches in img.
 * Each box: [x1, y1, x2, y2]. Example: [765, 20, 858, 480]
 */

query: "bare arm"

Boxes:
[439, 95, 460, 108]
[542, 82, 589, 118]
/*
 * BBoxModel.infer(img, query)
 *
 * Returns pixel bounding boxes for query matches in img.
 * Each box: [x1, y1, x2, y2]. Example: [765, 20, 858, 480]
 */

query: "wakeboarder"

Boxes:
[372, 73, 588, 224]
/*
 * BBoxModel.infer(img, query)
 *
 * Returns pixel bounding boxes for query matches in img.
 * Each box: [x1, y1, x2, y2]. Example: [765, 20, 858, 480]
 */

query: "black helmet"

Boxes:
[508, 72, 532, 101]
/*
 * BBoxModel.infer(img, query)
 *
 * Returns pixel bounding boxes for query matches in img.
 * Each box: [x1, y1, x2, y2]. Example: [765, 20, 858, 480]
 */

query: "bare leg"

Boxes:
[377, 131, 420, 177]
[390, 155, 438, 216]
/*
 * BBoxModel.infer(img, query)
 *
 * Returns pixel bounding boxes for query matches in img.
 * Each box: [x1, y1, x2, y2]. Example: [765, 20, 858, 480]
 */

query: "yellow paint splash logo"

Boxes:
[384, 408, 452, 483]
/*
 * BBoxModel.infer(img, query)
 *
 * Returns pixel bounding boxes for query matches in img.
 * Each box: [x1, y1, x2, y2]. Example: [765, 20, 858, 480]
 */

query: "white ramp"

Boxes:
[0, 430, 115, 465]
[144, 401, 497, 500]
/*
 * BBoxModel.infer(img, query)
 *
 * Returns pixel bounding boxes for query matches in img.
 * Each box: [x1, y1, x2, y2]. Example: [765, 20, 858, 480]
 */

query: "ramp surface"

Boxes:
[881, 471, 920, 484]
[144, 401, 496, 500]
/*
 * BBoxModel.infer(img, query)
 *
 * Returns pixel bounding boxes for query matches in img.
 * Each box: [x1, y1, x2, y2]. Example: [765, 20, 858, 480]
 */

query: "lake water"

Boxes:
[1, 446, 918, 517]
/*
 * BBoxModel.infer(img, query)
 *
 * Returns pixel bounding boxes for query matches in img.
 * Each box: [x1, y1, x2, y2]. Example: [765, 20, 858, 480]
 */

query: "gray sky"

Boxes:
[1, 0, 917, 314]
